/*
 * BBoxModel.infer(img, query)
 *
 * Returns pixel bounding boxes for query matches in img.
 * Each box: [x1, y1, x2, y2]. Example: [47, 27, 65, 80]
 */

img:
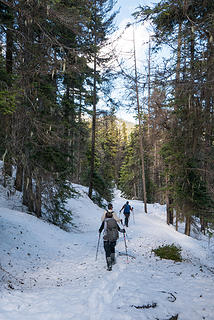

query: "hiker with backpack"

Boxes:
[101, 203, 121, 223]
[99, 203, 125, 271]
[120, 201, 133, 227]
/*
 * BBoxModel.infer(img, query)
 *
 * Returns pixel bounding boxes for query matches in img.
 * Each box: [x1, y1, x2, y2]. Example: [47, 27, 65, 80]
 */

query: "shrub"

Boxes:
[152, 244, 182, 262]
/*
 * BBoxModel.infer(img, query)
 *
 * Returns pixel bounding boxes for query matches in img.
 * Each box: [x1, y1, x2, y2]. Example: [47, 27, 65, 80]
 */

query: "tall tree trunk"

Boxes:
[200, 216, 206, 235]
[23, 167, 34, 213]
[3, 22, 14, 181]
[88, 51, 97, 199]
[6, 26, 13, 74]
[76, 93, 82, 183]
[15, 163, 23, 192]
[205, 36, 214, 145]
[35, 176, 42, 218]
[133, 182, 137, 198]
[166, 174, 173, 225]
[165, 22, 182, 226]
[175, 22, 182, 88]
[147, 36, 151, 137]
[133, 27, 147, 213]
[175, 212, 178, 231]
[166, 199, 173, 225]
[184, 215, 191, 236]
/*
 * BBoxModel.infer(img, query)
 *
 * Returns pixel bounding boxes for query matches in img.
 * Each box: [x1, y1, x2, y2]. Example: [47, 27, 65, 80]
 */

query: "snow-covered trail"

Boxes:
[0, 186, 214, 320]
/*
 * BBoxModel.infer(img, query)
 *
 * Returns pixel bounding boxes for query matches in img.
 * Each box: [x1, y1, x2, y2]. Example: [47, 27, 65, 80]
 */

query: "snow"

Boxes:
[0, 185, 214, 320]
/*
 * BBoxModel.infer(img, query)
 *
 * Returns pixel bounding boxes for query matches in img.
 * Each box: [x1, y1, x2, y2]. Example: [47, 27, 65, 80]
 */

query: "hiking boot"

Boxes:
[111, 253, 116, 265]
[107, 257, 112, 271]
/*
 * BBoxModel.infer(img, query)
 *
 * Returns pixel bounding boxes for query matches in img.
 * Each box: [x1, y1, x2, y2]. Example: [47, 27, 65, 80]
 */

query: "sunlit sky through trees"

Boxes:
[112, 0, 155, 123]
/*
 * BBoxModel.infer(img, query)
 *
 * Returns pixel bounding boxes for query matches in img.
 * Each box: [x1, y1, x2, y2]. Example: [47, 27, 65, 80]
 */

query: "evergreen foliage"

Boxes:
[0, 0, 118, 225]
[0, 0, 214, 238]
[119, 130, 140, 199]
[152, 244, 182, 262]
[133, 0, 214, 234]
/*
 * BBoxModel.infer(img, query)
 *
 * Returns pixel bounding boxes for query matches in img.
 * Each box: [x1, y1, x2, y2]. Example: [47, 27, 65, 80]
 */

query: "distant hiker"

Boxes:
[99, 204, 125, 271]
[101, 203, 121, 223]
[120, 201, 133, 227]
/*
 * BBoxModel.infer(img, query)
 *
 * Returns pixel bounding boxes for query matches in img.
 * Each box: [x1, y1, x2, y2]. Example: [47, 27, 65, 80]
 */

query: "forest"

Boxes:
[0, 0, 214, 237]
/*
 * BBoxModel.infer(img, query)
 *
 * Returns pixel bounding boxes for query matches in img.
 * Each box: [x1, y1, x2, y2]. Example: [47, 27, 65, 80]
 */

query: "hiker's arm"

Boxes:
[118, 226, 125, 233]
[119, 205, 124, 212]
[101, 212, 106, 222]
[99, 221, 104, 233]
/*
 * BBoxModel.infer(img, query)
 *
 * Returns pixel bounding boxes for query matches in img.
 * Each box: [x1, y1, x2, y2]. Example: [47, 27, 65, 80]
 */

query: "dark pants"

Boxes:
[124, 213, 130, 227]
[104, 240, 116, 260]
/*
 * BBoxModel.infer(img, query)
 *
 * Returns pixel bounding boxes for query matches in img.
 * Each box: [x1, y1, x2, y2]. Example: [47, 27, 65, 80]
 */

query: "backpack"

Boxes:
[105, 210, 113, 219]
[124, 204, 130, 213]
[103, 217, 119, 241]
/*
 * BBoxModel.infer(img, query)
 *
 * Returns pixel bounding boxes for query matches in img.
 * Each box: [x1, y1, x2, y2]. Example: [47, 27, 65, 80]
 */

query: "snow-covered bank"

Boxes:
[0, 185, 214, 320]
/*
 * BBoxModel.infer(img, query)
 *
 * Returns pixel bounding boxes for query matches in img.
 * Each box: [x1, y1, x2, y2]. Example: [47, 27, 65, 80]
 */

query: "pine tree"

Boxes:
[134, 0, 214, 234]
[0, 0, 96, 225]
[119, 130, 140, 199]
[86, 0, 117, 199]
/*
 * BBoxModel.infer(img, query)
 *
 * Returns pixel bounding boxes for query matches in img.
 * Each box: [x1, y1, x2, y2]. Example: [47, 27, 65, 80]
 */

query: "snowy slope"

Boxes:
[0, 185, 214, 320]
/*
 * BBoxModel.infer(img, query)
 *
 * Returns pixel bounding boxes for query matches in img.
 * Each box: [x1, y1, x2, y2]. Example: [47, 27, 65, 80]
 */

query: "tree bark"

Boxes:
[6, 26, 13, 74]
[35, 176, 42, 218]
[133, 27, 147, 213]
[3, 22, 14, 182]
[15, 163, 23, 192]
[147, 36, 151, 137]
[175, 211, 178, 231]
[76, 93, 82, 183]
[23, 167, 34, 213]
[88, 49, 97, 199]
[166, 197, 173, 225]
[166, 174, 173, 225]
[184, 215, 191, 236]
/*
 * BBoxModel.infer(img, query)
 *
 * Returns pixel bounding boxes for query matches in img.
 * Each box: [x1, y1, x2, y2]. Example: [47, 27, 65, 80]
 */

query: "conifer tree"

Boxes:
[86, 0, 117, 199]
[134, 0, 214, 234]
[119, 130, 140, 199]
[0, 0, 96, 225]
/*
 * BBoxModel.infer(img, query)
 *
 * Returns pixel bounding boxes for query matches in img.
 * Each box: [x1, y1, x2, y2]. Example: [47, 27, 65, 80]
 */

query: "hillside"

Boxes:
[0, 184, 214, 320]
[117, 118, 136, 136]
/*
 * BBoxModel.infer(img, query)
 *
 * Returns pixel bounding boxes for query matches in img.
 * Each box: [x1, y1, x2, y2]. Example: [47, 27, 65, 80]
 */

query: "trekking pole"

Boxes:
[132, 207, 135, 224]
[123, 231, 128, 262]
[121, 220, 130, 241]
[120, 221, 128, 261]
[95, 233, 101, 261]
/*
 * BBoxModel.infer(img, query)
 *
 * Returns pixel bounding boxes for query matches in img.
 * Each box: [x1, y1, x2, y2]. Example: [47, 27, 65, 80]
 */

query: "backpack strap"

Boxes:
[105, 210, 113, 218]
